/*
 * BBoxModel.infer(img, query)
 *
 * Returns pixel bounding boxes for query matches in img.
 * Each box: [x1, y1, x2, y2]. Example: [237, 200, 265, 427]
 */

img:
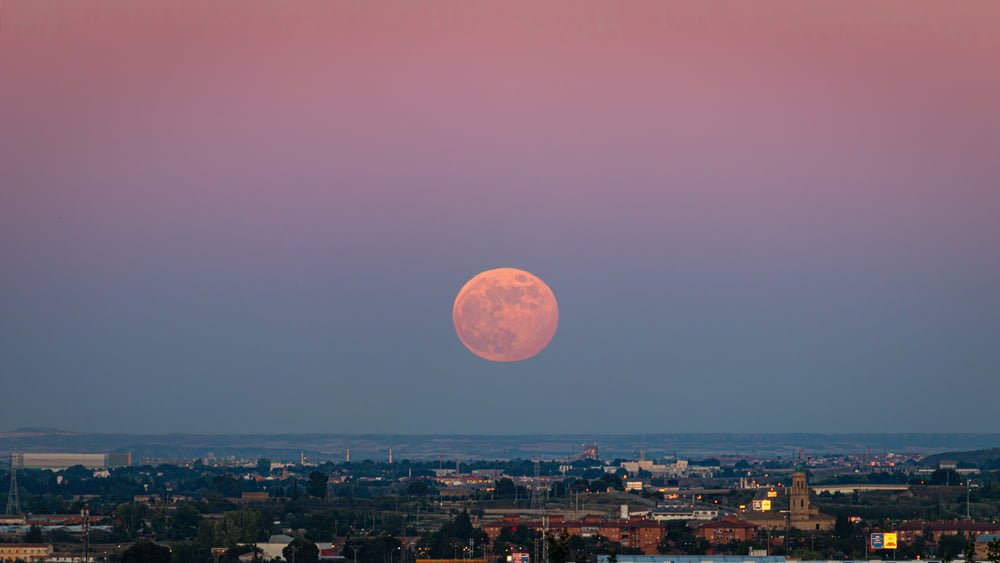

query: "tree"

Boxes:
[122, 540, 171, 563]
[345, 535, 402, 563]
[988, 538, 1000, 563]
[663, 522, 708, 555]
[492, 526, 540, 555]
[451, 510, 476, 539]
[418, 511, 486, 559]
[173, 504, 201, 539]
[939, 534, 966, 561]
[212, 474, 243, 498]
[113, 502, 150, 539]
[495, 478, 516, 499]
[308, 471, 330, 499]
[284, 538, 320, 563]
[834, 514, 853, 540]
[547, 532, 571, 563]
[217, 509, 261, 548]
[407, 479, 435, 496]
[256, 458, 272, 475]
[24, 525, 44, 543]
[591, 473, 623, 492]
[171, 542, 209, 563]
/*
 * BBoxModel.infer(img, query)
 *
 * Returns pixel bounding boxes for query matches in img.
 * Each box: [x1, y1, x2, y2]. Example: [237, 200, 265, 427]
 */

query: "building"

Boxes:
[597, 556, 786, 563]
[239, 491, 271, 504]
[16, 453, 131, 470]
[742, 472, 834, 532]
[896, 521, 1000, 544]
[788, 472, 835, 531]
[618, 459, 714, 479]
[811, 484, 909, 495]
[242, 535, 337, 561]
[639, 502, 719, 522]
[0, 543, 53, 562]
[975, 534, 1000, 560]
[697, 517, 758, 544]
[481, 514, 667, 555]
[599, 558, 931, 563]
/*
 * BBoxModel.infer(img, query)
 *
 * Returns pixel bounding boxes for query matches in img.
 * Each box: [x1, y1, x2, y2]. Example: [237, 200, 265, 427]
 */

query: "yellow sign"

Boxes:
[884, 533, 898, 549]
[767, 490, 778, 498]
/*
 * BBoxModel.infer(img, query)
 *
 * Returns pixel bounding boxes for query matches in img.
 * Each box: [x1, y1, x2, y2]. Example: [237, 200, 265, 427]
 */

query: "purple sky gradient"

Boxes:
[2, 1, 999, 433]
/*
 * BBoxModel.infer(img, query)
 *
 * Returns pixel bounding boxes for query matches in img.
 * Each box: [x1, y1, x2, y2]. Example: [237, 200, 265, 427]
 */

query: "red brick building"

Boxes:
[480, 514, 667, 555]
[697, 516, 758, 544]
[897, 520, 1000, 544]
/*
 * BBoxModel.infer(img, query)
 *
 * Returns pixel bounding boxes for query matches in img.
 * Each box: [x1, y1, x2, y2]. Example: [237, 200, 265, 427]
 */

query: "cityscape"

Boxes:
[3, 436, 1000, 562]
[3, 1, 1000, 563]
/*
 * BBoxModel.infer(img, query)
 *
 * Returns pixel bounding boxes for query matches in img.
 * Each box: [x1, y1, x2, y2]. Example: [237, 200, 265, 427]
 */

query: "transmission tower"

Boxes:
[81, 503, 91, 563]
[530, 459, 542, 510]
[6, 453, 22, 515]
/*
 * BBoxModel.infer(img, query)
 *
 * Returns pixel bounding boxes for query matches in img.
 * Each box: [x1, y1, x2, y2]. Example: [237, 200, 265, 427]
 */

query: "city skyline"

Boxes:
[2, 2, 999, 434]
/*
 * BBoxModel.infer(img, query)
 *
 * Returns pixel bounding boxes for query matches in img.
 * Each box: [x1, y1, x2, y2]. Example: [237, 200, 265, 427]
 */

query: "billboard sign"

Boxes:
[512, 553, 530, 563]
[871, 533, 898, 550]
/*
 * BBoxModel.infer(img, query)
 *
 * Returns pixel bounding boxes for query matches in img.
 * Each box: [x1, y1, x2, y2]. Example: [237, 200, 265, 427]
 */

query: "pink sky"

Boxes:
[1, 2, 999, 433]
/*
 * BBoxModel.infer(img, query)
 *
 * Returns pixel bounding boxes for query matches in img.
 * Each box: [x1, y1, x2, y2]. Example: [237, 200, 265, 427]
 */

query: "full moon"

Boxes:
[452, 268, 559, 362]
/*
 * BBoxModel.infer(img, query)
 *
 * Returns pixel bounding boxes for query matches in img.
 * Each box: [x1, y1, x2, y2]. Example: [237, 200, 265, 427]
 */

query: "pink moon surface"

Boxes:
[452, 268, 559, 362]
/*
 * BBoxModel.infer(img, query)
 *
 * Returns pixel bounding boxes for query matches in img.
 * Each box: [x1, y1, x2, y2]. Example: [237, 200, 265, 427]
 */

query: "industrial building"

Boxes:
[0, 543, 53, 562]
[14, 452, 132, 470]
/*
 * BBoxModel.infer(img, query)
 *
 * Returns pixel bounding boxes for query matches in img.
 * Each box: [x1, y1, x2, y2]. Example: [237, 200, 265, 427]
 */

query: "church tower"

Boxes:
[743, 470, 835, 531]
[789, 471, 811, 522]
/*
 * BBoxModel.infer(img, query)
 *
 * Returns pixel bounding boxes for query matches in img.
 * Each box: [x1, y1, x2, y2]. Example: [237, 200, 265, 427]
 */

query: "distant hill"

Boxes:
[920, 448, 1000, 469]
[2, 427, 78, 438]
[4, 431, 1000, 463]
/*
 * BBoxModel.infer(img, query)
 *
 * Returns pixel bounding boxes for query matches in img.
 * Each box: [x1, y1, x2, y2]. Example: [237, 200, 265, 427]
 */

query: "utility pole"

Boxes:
[530, 459, 542, 510]
[542, 515, 549, 563]
[967, 478, 972, 520]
